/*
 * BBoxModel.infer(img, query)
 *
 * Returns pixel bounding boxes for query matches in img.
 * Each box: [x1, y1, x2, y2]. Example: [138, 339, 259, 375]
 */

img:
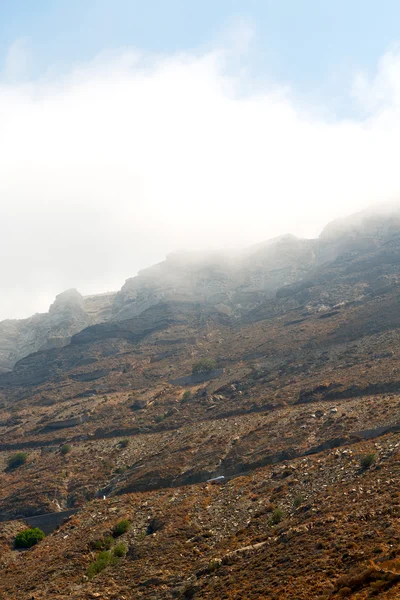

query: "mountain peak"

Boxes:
[49, 289, 84, 312]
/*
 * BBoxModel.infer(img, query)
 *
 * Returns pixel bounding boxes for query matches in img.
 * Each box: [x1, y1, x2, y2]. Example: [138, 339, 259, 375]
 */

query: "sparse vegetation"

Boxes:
[113, 542, 127, 557]
[207, 558, 222, 573]
[15, 527, 45, 549]
[104, 535, 114, 549]
[182, 390, 192, 402]
[87, 542, 127, 578]
[293, 494, 304, 508]
[192, 358, 217, 375]
[91, 534, 114, 551]
[269, 507, 284, 525]
[91, 539, 104, 551]
[60, 444, 71, 455]
[119, 438, 129, 448]
[113, 519, 130, 537]
[360, 453, 376, 470]
[7, 452, 28, 470]
[87, 551, 113, 578]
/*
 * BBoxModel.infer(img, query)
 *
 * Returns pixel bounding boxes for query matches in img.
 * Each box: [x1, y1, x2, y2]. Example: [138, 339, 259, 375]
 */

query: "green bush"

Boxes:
[360, 453, 376, 470]
[207, 558, 222, 573]
[15, 527, 45, 548]
[119, 439, 129, 449]
[269, 508, 284, 525]
[90, 535, 114, 552]
[113, 519, 130, 537]
[293, 494, 304, 508]
[192, 358, 217, 375]
[87, 550, 112, 578]
[61, 444, 71, 455]
[113, 542, 127, 557]
[91, 539, 104, 551]
[7, 452, 28, 470]
[182, 390, 192, 402]
[87, 544, 126, 578]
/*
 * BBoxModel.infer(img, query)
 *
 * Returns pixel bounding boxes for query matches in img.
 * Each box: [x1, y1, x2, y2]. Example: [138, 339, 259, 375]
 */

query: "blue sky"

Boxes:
[2, 0, 400, 113]
[3, 1, 400, 319]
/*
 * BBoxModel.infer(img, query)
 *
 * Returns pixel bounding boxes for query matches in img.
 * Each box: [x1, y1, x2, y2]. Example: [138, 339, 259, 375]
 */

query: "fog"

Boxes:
[2, 38, 400, 320]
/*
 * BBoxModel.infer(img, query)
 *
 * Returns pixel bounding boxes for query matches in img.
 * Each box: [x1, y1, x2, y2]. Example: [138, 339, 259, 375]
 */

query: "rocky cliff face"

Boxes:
[3, 205, 400, 371]
[111, 235, 318, 321]
[0, 289, 115, 371]
[110, 206, 400, 321]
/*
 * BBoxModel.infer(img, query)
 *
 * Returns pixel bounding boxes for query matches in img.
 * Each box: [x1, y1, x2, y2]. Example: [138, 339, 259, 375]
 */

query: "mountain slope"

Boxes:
[2, 206, 400, 597]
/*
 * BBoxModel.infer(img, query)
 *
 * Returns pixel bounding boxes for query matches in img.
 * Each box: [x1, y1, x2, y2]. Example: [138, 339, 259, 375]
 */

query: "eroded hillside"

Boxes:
[2, 209, 400, 598]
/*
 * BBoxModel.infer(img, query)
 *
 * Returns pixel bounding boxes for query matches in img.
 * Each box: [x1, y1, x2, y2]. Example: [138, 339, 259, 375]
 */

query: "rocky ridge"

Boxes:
[3, 204, 400, 373]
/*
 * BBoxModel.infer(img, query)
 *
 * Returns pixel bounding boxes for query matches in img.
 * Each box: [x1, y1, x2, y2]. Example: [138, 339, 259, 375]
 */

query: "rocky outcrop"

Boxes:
[71, 301, 216, 346]
[41, 415, 87, 431]
[0, 289, 114, 371]
[245, 207, 400, 323]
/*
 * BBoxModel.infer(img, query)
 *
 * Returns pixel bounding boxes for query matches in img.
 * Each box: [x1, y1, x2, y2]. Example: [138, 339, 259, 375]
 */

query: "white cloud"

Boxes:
[1, 39, 400, 319]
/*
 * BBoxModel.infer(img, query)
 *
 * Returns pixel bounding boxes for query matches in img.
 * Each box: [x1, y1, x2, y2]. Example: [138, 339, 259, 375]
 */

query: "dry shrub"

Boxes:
[335, 567, 376, 592]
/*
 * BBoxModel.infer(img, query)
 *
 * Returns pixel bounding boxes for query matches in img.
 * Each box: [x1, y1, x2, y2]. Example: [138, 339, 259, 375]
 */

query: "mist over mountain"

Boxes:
[2, 204, 400, 372]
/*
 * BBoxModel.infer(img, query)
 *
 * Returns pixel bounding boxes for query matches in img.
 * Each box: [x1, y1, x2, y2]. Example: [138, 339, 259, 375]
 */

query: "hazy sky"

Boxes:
[2, 1, 400, 319]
